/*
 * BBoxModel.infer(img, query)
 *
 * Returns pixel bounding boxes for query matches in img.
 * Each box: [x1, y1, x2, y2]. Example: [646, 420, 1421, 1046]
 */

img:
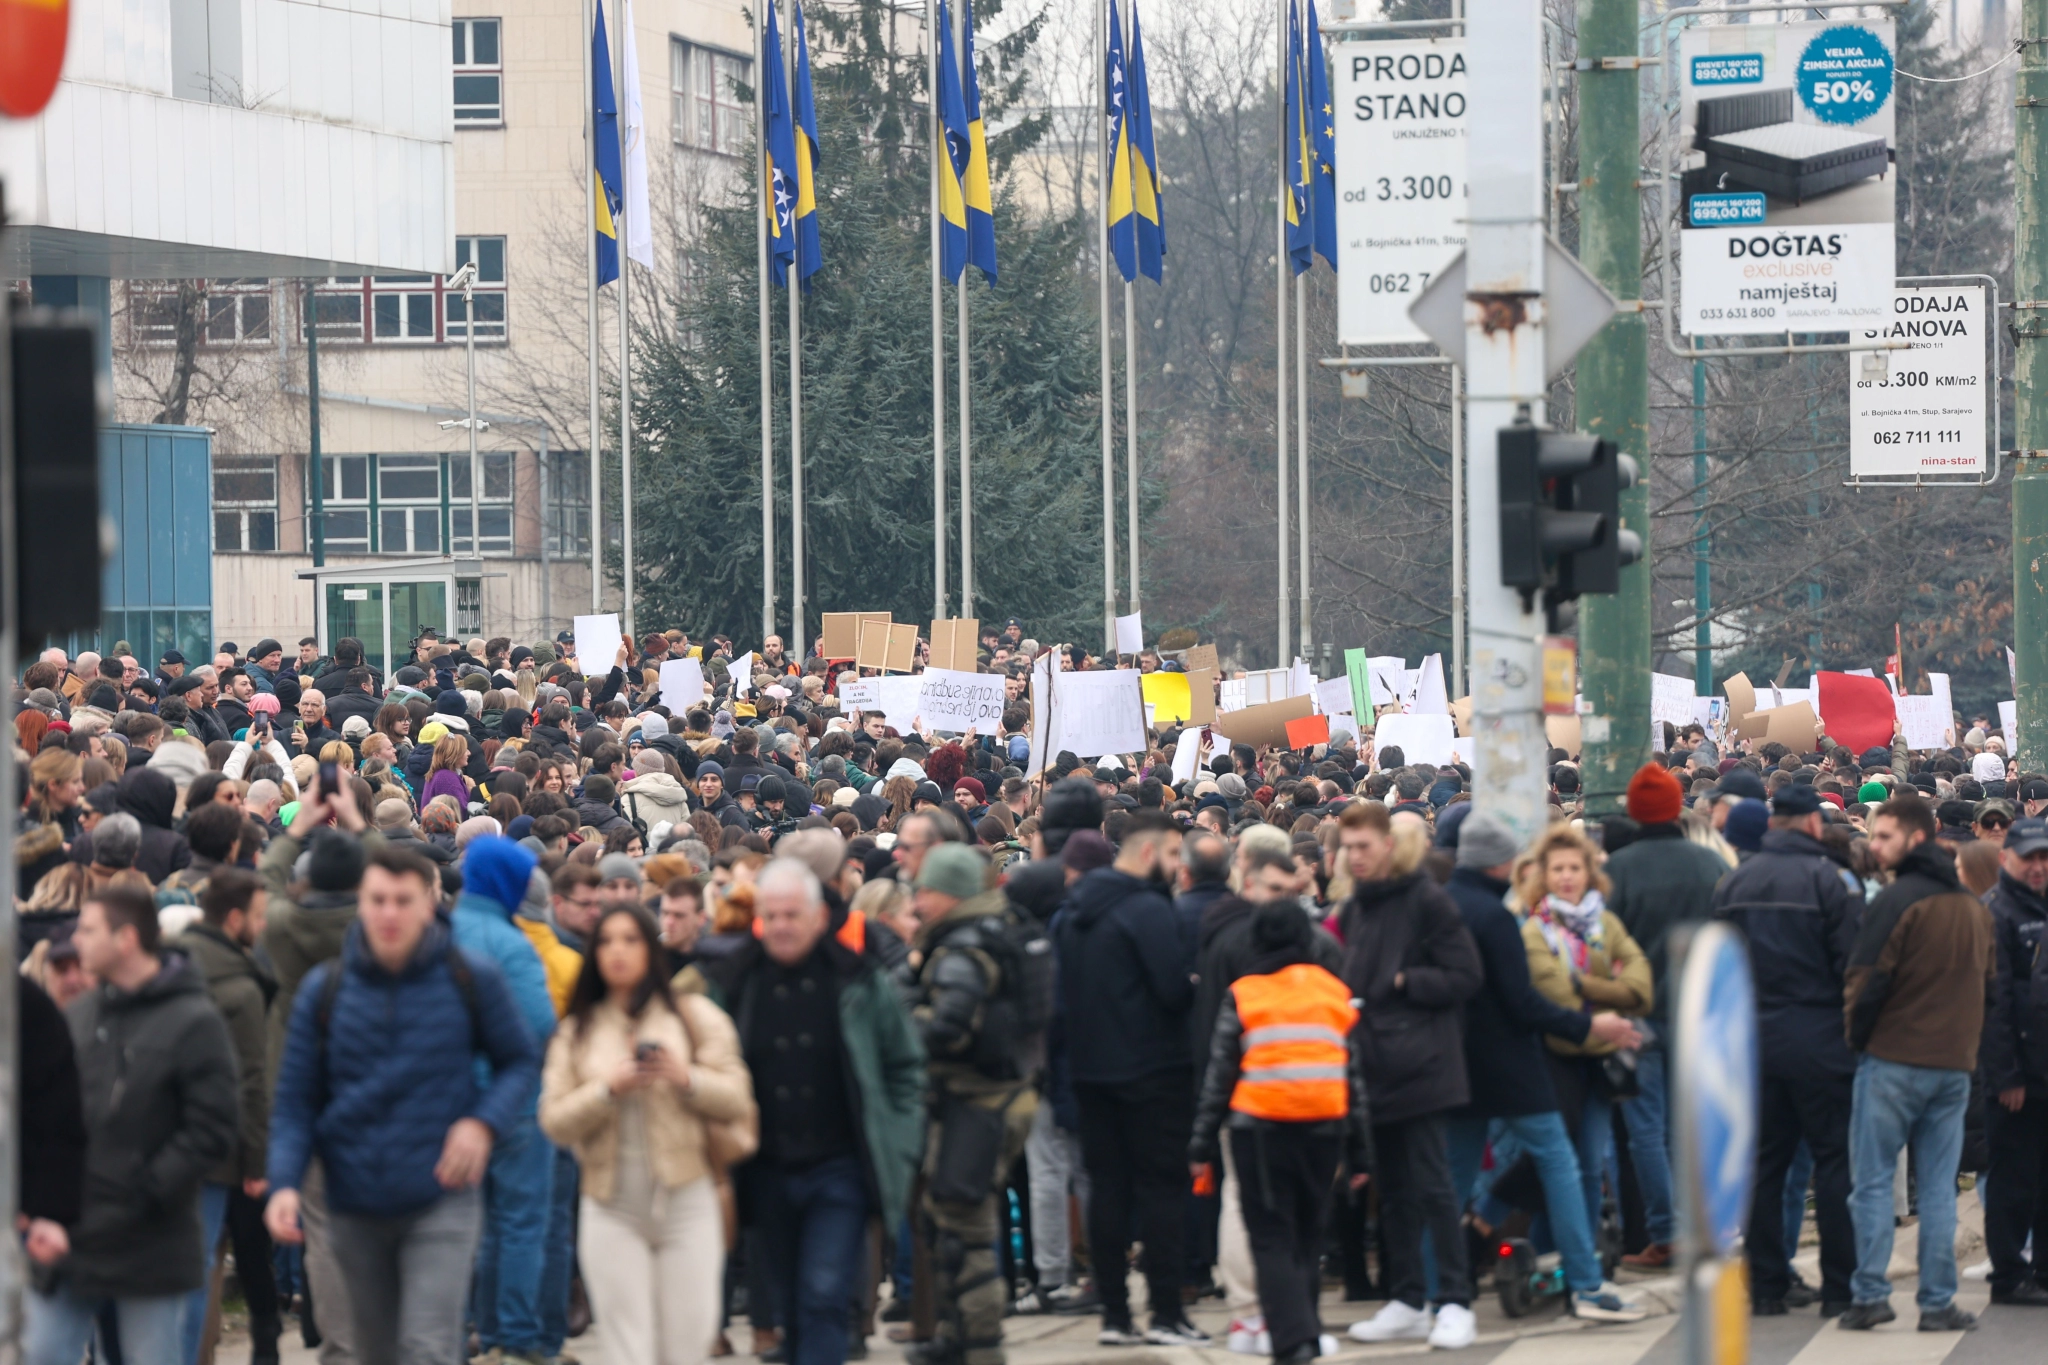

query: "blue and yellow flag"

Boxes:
[763, 0, 798, 286]
[791, 0, 823, 286]
[1105, 0, 1135, 283]
[1282, 0, 1312, 276]
[1127, 0, 1164, 282]
[936, 0, 972, 283]
[592, 0, 623, 287]
[1306, 0, 1337, 271]
[959, 0, 996, 283]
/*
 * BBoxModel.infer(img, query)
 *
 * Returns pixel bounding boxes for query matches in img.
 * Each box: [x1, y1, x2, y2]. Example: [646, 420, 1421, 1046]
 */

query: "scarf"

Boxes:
[1536, 889, 1607, 975]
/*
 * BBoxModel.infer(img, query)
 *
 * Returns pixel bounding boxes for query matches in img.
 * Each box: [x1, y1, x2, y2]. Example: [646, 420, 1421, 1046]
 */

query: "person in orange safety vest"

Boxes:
[1189, 893, 1373, 1365]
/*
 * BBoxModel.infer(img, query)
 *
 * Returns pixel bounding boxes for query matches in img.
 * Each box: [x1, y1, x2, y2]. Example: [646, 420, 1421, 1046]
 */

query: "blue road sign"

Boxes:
[1677, 922, 1757, 1258]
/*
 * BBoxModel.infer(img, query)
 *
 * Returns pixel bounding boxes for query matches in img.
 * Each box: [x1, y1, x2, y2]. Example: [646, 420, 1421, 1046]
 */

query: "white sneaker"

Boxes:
[1962, 1260, 1993, 1281]
[1318, 1334, 1341, 1357]
[1226, 1317, 1270, 1356]
[1348, 1301, 1433, 1342]
[1427, 1304, 1477, 1350]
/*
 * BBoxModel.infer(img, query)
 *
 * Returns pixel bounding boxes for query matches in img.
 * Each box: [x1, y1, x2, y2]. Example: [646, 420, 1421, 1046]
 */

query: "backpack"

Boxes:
[962, 905, 1057, 1079]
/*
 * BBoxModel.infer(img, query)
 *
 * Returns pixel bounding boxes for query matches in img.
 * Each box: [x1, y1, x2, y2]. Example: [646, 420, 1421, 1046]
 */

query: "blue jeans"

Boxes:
[180, 1182, 233, 1365]
[1571, 1086, 1615, 1241]
[472, 1118, 555, 1353]
[538, 1145, 579, 1355]
[1449, 1112, 1604, 1294]
[1849, 1055, 1968, 1309]
[26, 1283, 185, 1365]
[754, 1155, 873, 1365]
[1620, 1047, 1676, 1245]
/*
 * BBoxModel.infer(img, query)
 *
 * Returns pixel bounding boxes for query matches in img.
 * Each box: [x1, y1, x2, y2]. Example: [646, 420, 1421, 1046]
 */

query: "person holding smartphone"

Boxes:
[539, 906, 755, 1365]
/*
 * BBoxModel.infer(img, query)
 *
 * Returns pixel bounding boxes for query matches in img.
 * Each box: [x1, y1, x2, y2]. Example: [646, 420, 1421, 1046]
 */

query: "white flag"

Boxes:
[619, 0, 654, 268]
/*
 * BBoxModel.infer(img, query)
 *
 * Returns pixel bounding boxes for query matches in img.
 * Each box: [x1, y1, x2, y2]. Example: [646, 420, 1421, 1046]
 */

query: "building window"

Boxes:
[456, 578, 484, 636]
[447, 237, 508, 341]
[544, 449, 592, 556]
[309, 455, 373, 554]
[213, 455, 278, 552]
[308, 279, 367, 341]
[371, 276, 439, 342]
[454, 19, 503, 123]
[449, 451, 515, 555]
[671, 39, 750, 155]
[376, 454, 444, 554]
[129, 281, 272, 347]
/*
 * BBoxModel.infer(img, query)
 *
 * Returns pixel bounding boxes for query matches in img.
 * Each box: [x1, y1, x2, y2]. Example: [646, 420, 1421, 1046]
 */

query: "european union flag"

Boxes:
[592, 0, 623, 287]
[1127, 0, 1164, 282]
[936, 0, 972, 284]
[959, 0, 996, 283]
[1306, 0, 1337, 271]
[763, 0, 798, 286]
[1282, 0, 1312, 276]
[1104, 0, 1135, 284]
[791, 0, 823, 285]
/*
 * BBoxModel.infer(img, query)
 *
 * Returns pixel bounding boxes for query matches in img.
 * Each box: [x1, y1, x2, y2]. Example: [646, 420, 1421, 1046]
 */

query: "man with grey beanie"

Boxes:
[1439, 811, 1645, 1322]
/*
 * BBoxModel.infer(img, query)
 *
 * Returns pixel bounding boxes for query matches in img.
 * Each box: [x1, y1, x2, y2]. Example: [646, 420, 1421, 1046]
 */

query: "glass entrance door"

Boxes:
[325, 583, 387, 674]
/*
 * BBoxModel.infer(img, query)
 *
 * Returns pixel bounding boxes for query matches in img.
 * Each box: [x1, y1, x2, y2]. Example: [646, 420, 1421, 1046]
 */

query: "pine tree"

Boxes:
[629, 0, 1105, 640]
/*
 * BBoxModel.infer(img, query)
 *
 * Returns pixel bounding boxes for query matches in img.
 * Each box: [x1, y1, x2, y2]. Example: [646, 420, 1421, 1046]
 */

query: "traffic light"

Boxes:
[1498, 411, 1641, 629]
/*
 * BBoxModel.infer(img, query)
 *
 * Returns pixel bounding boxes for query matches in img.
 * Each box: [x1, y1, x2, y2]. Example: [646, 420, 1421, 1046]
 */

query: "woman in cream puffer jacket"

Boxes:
[540, 905, 756, 1365]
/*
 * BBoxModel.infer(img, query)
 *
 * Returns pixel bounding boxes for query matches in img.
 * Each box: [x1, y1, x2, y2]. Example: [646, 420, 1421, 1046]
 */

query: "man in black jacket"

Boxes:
[19, 975, 85, 1274]
[1443, 812, 1646, 1323]
[1711, 784, 1863, 1314]
[67, 767, 193, 885]
[1979, 815, 2048, 1306]
[26, 882, 238, 1365]
[1333, 801, 1482, 1350]
[325, 668, 384, 729]
[1054, 811, 1208, 1347]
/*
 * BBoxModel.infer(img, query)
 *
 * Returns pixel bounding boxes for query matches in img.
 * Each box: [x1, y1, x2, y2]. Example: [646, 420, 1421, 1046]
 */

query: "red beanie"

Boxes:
[1625, 763, 1685, 825]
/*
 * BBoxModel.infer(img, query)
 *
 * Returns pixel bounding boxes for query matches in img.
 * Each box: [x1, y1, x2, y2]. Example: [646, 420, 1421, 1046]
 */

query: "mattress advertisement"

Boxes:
[1678, 20, 1895, 336]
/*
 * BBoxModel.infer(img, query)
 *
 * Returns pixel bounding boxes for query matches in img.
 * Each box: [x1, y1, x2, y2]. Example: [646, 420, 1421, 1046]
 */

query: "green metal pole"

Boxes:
[2016, 0, 2048, 772]
[1693, 359, 1711, 692]
[1574, 0, 1651, 810]
[306, 285, 325, 568]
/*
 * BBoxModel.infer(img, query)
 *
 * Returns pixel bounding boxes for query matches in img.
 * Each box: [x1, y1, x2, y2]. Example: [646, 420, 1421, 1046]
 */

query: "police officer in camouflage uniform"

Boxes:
[906, 844, 1041, 1365]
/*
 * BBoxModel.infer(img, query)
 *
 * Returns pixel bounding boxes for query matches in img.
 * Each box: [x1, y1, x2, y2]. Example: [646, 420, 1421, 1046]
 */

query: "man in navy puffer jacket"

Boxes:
[266, 845, 540, 1365]
[452, 836, 559, 1365]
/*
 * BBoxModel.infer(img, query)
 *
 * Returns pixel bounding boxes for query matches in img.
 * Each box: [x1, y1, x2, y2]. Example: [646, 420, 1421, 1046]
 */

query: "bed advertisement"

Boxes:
[1678, 20, 1895, 336]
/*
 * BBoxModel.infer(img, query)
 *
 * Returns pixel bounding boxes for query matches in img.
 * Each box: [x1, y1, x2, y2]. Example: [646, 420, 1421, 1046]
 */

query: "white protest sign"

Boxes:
[1314, 676, 1355, 718]
[1217, 679, 1247, 713]
[1171, 730, 1205, 784]
[2001, 699, 2017, 753]
[1411, 655, 1449, 715]
[1115, 612, 1145, 657]
[916, 668, 1007, 733]
[1333, 38, 1468, 345]
[838, 678, 881, 711]
[1850, 285, 1987, 477]
[1042, 669, 1147, 763]
[1894, 694, 1948, 751]
[876, 676, 924, 728]
[730, 652, 758, 696]
[1930, 672, 1953, 736]
[658, 658, 705, 713]
[1652, 673, 1698, 732]
[572, 614, 622, 677]
[1368, 657, 1408, 706]
[1677, 20, 1897, 336]
[1372, 713, 1457, 767]
[1027, 654, 1056, 775]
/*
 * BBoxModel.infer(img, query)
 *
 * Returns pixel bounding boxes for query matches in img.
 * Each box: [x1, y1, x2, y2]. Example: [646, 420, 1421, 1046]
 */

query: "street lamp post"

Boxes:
[439, 261, 488, 626]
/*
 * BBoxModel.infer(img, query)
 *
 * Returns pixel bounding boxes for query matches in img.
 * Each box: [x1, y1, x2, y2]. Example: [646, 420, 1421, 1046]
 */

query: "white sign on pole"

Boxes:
[1849, 285, 1987, 477]
[1677, 21, 1897, 336]
[1894, 694, 1948, 751]
[572, 614, 622, 677]
[1333, 39, 1468, 345]
[658, 658, 705, 713]
[1367, 657, 1408, 707]
[838, 678, 881, 710]
[1652, 673, 1698, 733]
[1115, 613, 1145, 657]
[2001, 699, 2018, 753]
[1039, 669, 1147, 764]
[1372, 713, 1456, 767]
[1314, 676, 1355, 718]
[915, 668, 1007, 733]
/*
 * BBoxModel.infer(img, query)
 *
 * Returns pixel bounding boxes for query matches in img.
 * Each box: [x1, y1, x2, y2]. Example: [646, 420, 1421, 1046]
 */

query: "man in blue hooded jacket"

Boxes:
[451, 836, 559, 1365]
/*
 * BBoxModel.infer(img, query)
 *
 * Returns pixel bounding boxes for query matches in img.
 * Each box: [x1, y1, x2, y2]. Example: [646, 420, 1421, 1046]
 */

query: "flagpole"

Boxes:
[616, 0, 638, 641]
[1274, 0, 1290, 668]
[757, 0, 775, 641]
[786, 0, 805, 654]
[950, 0, 974, 621]
[1098, 0, 1116, 656]
[1123, 278, 1139, 616]
[585, 0, 603, 615]
[1296, 271, 1309, 653]
[927, 0, 948, 621]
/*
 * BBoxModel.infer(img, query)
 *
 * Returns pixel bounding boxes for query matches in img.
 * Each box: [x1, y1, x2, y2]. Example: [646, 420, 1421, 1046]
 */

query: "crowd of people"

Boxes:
[11, 621, 2048, 1365]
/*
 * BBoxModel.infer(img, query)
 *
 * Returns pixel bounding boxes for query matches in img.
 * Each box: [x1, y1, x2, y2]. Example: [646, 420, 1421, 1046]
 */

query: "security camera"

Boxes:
[446, 261, 479, 292]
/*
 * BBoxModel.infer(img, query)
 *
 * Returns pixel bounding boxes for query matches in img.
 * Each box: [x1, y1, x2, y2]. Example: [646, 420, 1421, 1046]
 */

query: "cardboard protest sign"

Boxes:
[916, 667, 1005, 733]
[858, 620, 918, 673]
[572, 614, 622, 677]
[1816, 671, 1895, 753]
[658, 658, 705, 713]
[1449, 696, 1473, 737]
[822, 612, 888, 660]
[1372, 713, 1456, 767]
[1545, 714, 1581, 756]
[928, 619, 979, 672]
[1763, 701, 1823, 750]
[1184, 644, 1220, 675]
[1141, 671, 1193, 724]
[855, 620, 891, 670]
[1187, 668, 1217, 725]
[1213, 695, 1314, 749]
[1285, 714, 1331, 750]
